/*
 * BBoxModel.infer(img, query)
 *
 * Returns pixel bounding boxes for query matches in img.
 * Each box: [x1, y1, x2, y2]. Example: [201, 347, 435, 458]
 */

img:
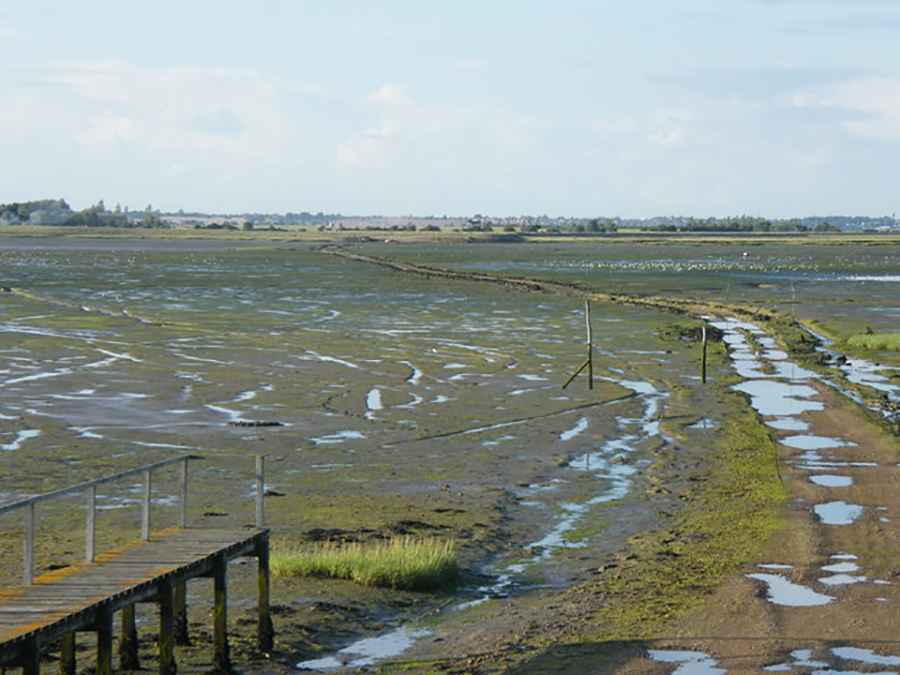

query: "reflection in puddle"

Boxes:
[809, 474, 853, 488]
[746, 571, 835, 607]
[0, 429, 41, 451]
[766, 417, 810, 432]
[814, 501, 865, 526]
[311, 431, 366, 445]
[781, 435, 853, 450]
[647, 649, 726, 675]
[559, 417, 588, 441]
[296, 627, 432, 671]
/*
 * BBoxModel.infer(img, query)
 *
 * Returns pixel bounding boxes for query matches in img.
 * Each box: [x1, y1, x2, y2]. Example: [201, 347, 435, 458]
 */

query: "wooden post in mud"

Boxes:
[701, 323, 708, 384]
[562, 300, 595, 391]
[585, 300, 593, 390]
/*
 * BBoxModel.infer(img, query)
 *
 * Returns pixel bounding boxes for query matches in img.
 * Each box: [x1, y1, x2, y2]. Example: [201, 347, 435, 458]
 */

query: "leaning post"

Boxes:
[585, 300, 593, 390]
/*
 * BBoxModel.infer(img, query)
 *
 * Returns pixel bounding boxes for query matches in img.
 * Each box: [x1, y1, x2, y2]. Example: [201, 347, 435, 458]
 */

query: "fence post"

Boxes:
[85, 485, 96, 563]
[179, 458, 189, 528]
[585, 300, 593, 390]
[141, 469, 152, 541]
[24, 501, 35, 586]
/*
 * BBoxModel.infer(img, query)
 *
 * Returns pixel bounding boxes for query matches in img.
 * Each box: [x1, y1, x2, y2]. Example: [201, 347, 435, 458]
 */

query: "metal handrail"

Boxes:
[2, 454, 204, 586]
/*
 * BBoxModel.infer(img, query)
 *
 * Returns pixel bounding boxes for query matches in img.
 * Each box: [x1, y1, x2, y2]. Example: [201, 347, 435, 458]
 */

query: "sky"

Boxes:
[1, 1, 899, 217]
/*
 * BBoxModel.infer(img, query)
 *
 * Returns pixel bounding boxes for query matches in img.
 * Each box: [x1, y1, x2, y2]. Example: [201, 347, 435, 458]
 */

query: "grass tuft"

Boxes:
[271, 537, 459, 591]
[847, 333, 900, 352]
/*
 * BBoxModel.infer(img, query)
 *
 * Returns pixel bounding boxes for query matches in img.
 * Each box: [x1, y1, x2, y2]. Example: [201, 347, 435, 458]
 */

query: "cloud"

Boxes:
[792, 76, 900, 140]
[1, 61, 296, 158]
[337, 84, 544, 171]
[367, 83, 412, 106]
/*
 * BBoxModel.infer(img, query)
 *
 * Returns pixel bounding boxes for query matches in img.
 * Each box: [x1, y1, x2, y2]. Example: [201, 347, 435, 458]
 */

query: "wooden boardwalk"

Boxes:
[0, 456, 274, 674]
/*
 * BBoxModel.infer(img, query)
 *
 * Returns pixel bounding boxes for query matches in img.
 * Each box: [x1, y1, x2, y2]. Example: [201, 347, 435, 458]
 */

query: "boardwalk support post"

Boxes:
[120, 604, 140, 670]
[21, 638, 40, 675]
[96, 607, 113, 675]
[213, 556, 230, 672]
[174, 579, 190, 646]
[60, 632, 76, 675]
[158, 578, 177, 675]
[257, 533, 274, 652]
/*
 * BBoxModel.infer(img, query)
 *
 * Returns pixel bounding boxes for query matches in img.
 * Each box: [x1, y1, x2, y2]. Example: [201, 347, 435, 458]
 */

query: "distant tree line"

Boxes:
[0, 199, 169, 228]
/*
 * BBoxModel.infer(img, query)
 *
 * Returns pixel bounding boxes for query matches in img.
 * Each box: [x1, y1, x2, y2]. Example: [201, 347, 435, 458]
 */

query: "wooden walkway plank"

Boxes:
[0, 527, 271, 670]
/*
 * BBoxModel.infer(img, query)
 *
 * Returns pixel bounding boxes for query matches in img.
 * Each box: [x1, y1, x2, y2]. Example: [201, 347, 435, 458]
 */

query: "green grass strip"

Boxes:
[271, 537, 459, 591]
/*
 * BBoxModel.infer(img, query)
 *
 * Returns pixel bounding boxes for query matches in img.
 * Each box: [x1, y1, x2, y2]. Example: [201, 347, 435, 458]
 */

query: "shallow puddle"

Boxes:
[809, 475, 854, 488]
[296, 627, 432, 671]
[746, 572, 835, 607]
[781, 435, 853, 450]
[647, 649, 726, 675]
[814, 501, 865, 526]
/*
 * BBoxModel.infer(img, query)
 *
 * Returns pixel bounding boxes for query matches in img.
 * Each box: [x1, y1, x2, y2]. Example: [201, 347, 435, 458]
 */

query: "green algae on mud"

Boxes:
[580, 403, 786, 639]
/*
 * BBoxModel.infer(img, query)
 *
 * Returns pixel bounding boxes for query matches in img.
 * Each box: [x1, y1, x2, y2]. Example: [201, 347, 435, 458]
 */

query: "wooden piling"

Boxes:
[21, 639, 39, 675]
[119, 604, 140, 670]
[701, 322, 708, 384]
[60, 632, 75, 675]
[213, 556, 230, 672]
[257, 534, 274, 652]
[96, 607, 113, 675]
[158, 578, 177, 675]
[174, 579, 190, 646]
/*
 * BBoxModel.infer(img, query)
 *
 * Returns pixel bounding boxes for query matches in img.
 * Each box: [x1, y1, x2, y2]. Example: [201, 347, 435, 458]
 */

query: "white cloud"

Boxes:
[2, 61, 297, 158]
[792, 76, 900, 140]
[367, 83, 412, 106]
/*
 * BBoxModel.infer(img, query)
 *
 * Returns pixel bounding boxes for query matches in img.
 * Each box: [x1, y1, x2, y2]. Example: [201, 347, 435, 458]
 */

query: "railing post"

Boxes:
[179, 457, 189, 528]
[141, 469, 152, 541]
[24, 501, 35, 586]
[85, 485, 96, 563]
[255, 455, 265, 528]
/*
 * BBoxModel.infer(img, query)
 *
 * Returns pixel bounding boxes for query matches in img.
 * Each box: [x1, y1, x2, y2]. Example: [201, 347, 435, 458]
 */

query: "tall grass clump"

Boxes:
[271, 537, 458, 591]
[847, 333, 900, 352]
